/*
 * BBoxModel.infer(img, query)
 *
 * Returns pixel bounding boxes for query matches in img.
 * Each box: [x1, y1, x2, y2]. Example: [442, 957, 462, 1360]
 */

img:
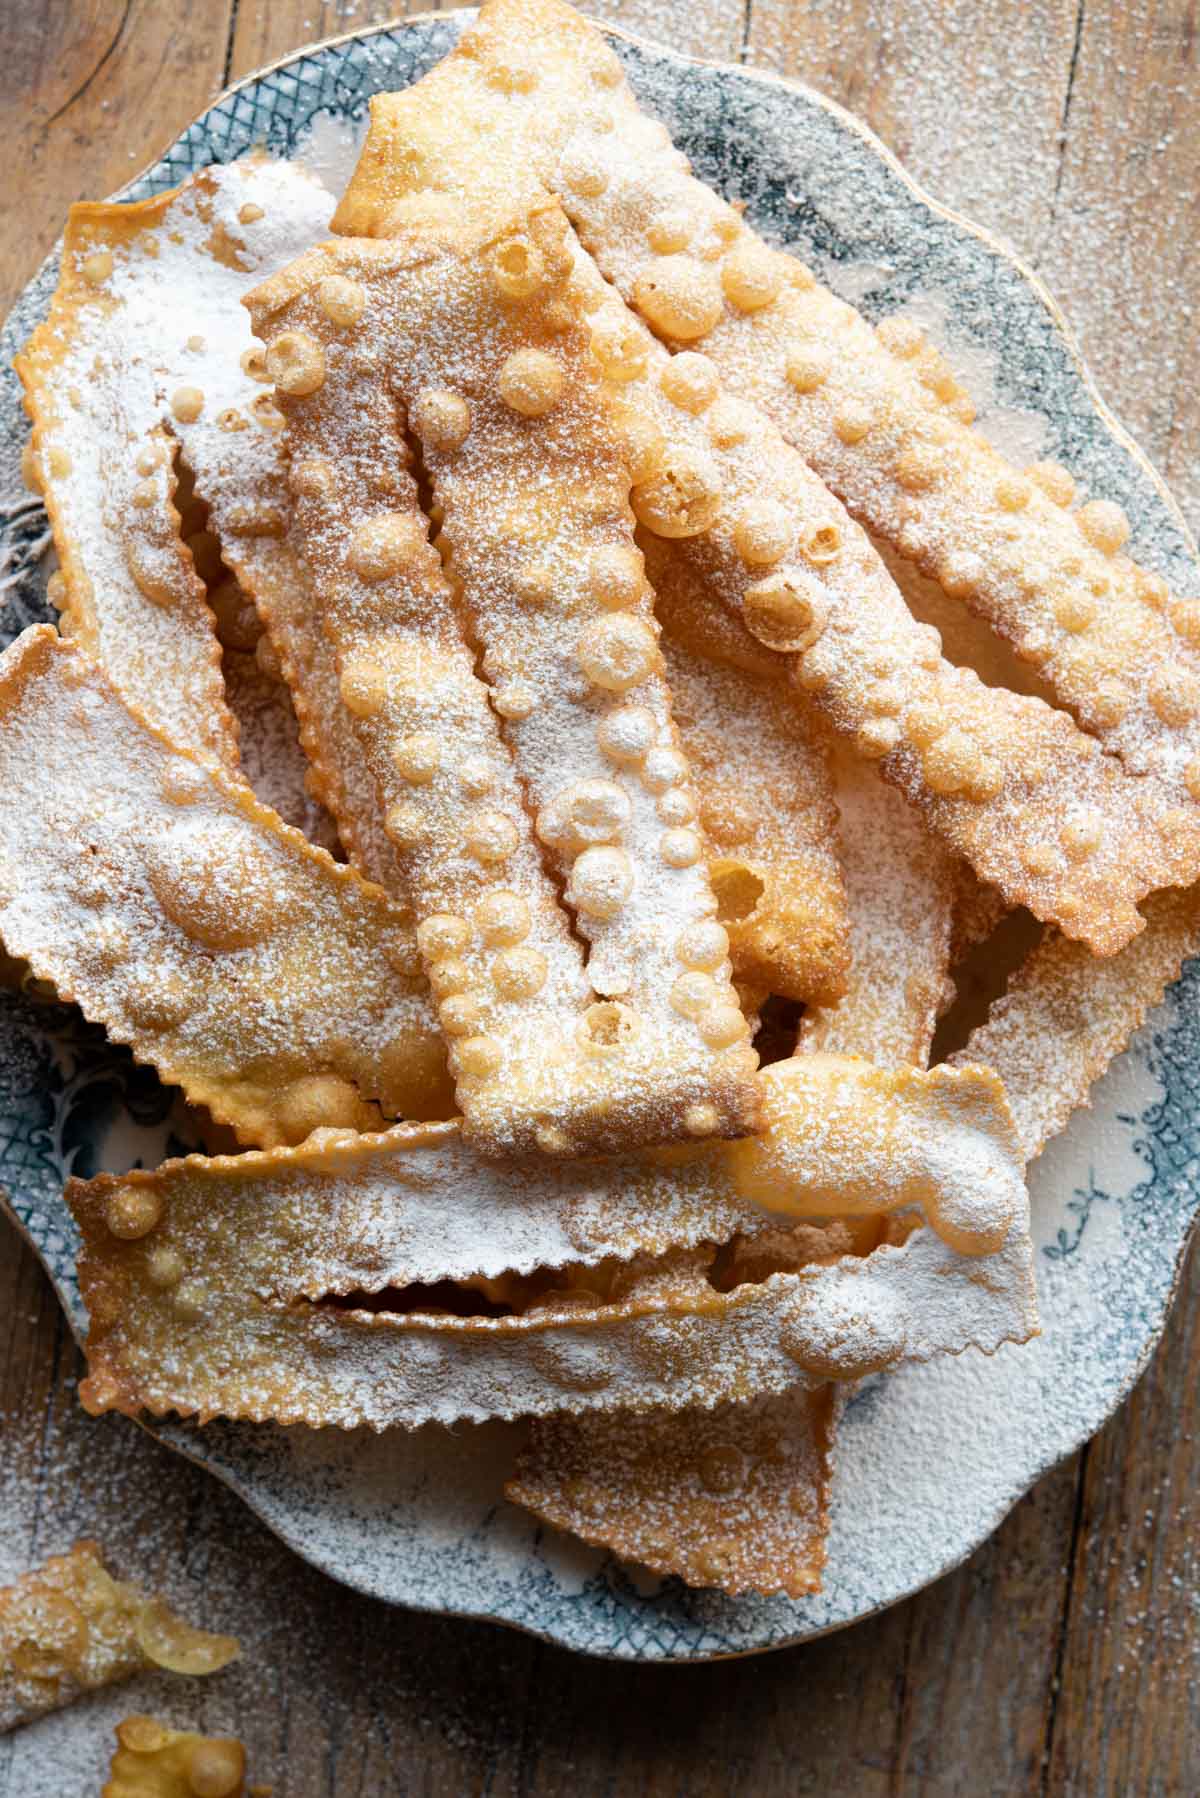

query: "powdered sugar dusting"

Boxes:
[0, 630, 448, 1143]
[1, 3, 1197, 1697]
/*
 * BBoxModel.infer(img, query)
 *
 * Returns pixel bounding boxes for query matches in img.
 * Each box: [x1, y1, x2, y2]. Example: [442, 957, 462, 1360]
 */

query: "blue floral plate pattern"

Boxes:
[1, 11, 1197, 1662]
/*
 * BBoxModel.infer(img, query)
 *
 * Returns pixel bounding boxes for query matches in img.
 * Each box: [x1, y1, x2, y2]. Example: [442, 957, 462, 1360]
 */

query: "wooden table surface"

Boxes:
[2, 3, 1198, 1793]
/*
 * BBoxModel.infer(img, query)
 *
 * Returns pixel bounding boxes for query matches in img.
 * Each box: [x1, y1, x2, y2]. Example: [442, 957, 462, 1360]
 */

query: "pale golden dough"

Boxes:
[366, 0, 1200, 825]
[333, 40, 1197, 956]
[802, 740, 954, 1065]
[42, 163, 404, 890]
[949, 863, 1012, 964]
[0, 627, 451, 1145]
[661, 629, 849, 1008]
[16, 225, 239, 768]
[220, 646, 342, 852]
[67, 1054, 1034, 1429]
[247, 202, 760, 1157]
[0, 1542, 237, 1735]
[506, 1384, 835, 1597]
[729, 1056, 1023, 1257]
[68, 1118, 766, 1292]
[953, 884, 1200, 1161]
[103, 1716, 248, 1798]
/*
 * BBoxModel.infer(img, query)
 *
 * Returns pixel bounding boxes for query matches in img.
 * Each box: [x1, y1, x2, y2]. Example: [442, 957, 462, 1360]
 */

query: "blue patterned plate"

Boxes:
[2, 11, 1198, 1662]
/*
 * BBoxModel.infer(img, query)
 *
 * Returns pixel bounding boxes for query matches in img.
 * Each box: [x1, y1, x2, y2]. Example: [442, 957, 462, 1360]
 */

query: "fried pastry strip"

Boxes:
[221, 645, 341, 852]
[0, 627, 450, 1144]
[953, 884, 1200, 1161]
[729, 1057, 1021, 1256]
[333, 11, 1200, 954]
[248, 207, 760, 1156]
[364, 0, 1200, 816]
[648, 545, 953, 1059]
[17, 248, 237, 766]
[66, 1051, 1021, 1291]
[0, 1543, 237, 1735]
[104, 1716, 248, 1798]
[507, 1385, 835, 1598]
[69, 1119, 764, 1289]
[46, 161, 405, 889]
[68, 1053, 1035, 1429]
[661, 631, 849, 1007]
[71, 1210, 1034, 1432]
[801, 741, 954, 1064]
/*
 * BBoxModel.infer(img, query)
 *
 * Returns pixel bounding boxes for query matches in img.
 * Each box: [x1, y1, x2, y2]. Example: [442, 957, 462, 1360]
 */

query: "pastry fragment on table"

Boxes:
[332, 1, 1200, 955]
[507, 1384, 836, 1597]
[0, 627, 451, 1145]
[103, 1715, 251, 1798]
[801, 740, 954, 1065]
[376, 0, 1200, 825]
[67, 1053, 1035, 1430]
[247, 200, 761, 1158]
[953, 883, 1200, 1161]
[0, 1542, 237, 1735]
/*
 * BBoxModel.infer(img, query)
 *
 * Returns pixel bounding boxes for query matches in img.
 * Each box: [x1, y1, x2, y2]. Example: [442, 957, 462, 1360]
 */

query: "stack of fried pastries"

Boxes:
[7, 0, 1199, 1604]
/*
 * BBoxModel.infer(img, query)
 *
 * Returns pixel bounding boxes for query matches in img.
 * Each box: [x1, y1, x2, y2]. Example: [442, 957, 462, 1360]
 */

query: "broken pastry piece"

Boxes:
[363, 0, 1200, 827]
[68, 1052, 1035, 1429]
[335, 5, 1200, 955]
[508, 1384, 836, 1598]
[103, 1716, 249, 1798]
[954, 883, 1200, 1161]
[247, 198, 760, 1157]
[0, 1542, 237, 1735]
[0, 627, 451, 1144]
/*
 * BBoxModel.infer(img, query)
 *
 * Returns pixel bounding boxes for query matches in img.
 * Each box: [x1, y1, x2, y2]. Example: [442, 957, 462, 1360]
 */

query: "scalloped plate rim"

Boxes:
[1, 7, 1198, 1664]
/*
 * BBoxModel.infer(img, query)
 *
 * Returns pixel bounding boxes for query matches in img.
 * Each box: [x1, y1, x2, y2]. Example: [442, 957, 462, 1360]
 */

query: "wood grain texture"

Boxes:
[227, 0, 472, 85]
[746, 0, 1200, 531]
[227, 0, 745, 80]
[1, 0, 1197, 1792]
[0, 0, 233, 314]
[1034, 0, 1200, 541]
[746, 0, 1082, 253]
